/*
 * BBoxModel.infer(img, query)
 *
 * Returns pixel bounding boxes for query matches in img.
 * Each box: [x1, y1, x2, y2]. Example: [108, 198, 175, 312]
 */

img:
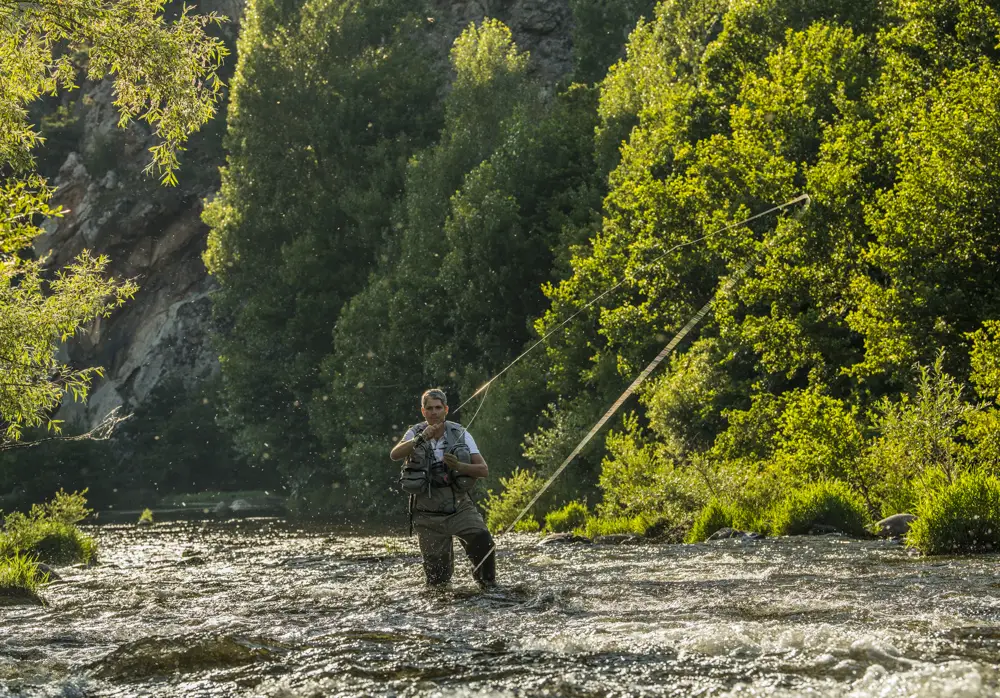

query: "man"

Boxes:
[390, 388, 496, 588]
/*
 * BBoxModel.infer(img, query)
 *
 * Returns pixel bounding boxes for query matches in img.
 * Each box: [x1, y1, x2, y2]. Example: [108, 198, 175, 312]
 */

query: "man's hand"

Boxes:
[422, 422, 446, 440]
[443, 453, 465, 470]
[445, 452, 489, 479]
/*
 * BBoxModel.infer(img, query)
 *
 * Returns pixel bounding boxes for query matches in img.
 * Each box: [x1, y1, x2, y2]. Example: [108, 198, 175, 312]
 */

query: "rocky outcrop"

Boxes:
[36, 0, 575, 430]
[427, 0, 573, 83]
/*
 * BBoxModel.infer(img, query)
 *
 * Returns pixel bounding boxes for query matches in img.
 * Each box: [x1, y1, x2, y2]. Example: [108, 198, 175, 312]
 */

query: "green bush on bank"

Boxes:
[545, 501, 588, 532]
[769, 481, 870, 537]
[907, 472, 1000, 555]
[0, 490, 96, 565]
[513, 516, 541, 533]
[484, 468, 544, 534]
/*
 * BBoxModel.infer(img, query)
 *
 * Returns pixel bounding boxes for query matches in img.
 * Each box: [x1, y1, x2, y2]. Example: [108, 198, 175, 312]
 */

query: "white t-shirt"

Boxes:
[403, 424, 480, 463]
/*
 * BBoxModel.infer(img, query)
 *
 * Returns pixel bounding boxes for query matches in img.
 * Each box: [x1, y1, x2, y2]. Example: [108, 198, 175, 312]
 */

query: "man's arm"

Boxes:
[389, 437, 417, 462]
[444, 452, 488, 479]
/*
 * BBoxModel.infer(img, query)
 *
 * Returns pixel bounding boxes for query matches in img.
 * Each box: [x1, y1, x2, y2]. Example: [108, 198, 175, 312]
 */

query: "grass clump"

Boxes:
[579, 514, 652, 538]
[544, 501, 588, 533]
[513, 516, 540, 533]
[0, 489, 97, 565]
[0, 553, 47, 606]
[907, 472, 1000, 555]
[769, 480, 870, 537]
[685, 499, 734, 542]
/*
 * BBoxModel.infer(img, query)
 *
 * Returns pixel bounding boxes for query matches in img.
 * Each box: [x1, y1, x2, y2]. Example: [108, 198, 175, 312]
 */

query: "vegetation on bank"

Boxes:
[1, 490, 96, 565]
[907, 474, 1000, 555]
[0, 490, 96, 604]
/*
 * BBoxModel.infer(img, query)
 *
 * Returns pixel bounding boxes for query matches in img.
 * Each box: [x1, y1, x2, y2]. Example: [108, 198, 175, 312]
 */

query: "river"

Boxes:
[2, 520, 998, 697]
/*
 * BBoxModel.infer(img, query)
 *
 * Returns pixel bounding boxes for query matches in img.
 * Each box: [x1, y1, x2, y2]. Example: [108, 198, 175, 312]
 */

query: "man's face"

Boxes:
[421, 398, 448, 424]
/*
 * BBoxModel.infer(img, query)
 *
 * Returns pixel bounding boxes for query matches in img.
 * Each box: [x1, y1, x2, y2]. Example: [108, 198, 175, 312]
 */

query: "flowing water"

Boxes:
[2, 519, 999, 697]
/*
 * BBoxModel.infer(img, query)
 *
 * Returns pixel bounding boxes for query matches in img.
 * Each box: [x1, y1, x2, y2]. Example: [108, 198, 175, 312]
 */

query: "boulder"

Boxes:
[593, 534, 641, 546]
[0, 587, 44, 607]
[707, 527, 743, 540]
[35, 563, 61, 583]
[875, 513, 916, 537]
[538, 532, 592, 546]
[809, 524, 843, 536]
[706, 527, 765, 541]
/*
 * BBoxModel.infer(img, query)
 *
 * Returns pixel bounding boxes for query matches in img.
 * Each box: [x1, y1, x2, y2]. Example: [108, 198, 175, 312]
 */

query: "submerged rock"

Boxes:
[809, 524, 844, 536]
[35, 563, 61, 583]
[706, 527, 764, 541]
[538, 533, 592, 546]
[876, 513, 916, 537]
[0, 587, 44, 607]
[91, 634, 272, 679]
[593, 534, 641, 546]
[707, 527, 739, 540]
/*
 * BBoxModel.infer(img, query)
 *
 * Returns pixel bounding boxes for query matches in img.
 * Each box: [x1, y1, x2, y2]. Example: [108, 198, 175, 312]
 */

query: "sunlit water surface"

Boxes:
[2, 520, 999, 697]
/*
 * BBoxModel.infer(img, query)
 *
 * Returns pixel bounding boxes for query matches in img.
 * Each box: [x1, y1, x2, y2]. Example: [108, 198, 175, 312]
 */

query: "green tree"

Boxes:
[0, 0, 227, 445]
[526, 0, 1000, 525]
[203, 0, 444, 483]
[312, 21, 603, 513]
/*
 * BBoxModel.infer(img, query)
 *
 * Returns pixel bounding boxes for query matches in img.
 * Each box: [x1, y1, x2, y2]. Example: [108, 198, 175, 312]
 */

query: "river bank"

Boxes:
[2, 520, 998, 697]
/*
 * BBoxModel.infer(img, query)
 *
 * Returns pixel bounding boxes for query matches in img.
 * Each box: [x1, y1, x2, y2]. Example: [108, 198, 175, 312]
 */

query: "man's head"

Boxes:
[420, 388, 448, 424]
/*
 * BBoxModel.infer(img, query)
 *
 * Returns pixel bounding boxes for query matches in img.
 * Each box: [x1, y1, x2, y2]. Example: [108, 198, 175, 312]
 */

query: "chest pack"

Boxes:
[399, 421, 476, 504]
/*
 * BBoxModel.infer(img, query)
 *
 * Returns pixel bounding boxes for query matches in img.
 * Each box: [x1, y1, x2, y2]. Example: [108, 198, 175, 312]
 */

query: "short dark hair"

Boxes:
[421, 388, 448, 407]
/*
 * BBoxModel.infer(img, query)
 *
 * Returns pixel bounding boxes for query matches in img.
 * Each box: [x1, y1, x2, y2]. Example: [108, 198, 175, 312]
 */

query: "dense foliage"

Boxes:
[198, 0, 1000, 543]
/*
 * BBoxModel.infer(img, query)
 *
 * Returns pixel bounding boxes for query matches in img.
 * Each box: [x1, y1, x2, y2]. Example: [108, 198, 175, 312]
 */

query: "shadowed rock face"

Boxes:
[35, 0, 574, 430]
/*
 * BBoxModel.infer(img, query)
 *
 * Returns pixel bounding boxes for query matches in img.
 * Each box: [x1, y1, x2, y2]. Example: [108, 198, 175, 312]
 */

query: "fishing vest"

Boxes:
[400, 420, 476, 514]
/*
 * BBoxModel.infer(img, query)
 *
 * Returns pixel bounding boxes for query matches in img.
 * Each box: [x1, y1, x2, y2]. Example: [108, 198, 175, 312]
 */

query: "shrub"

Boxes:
[545, 501, 589, 532]
[138, 509, 154, 525]
[0, 553, 45, 605]
[483, 468, 544, 534]
[0, 490, 97, 564]
[686, 499, 734, 542]
[907, 472, 1000, 555]
[861, 354, 977, 516]
[513, 516, 541, 533]
[769, 480, 870, 537]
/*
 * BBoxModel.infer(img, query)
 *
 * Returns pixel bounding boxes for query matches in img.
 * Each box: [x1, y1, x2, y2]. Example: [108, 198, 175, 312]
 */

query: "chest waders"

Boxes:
[398, 421, 496, 587]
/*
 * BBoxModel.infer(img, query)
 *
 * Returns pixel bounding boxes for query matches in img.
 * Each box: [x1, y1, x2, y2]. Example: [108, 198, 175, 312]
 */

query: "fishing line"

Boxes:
[450, 194, 811, 431]
[469, 193, 810, 575]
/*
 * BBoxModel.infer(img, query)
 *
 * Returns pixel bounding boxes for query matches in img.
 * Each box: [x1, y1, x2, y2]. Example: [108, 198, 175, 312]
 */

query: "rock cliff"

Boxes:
[35, 0, 575, 430]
